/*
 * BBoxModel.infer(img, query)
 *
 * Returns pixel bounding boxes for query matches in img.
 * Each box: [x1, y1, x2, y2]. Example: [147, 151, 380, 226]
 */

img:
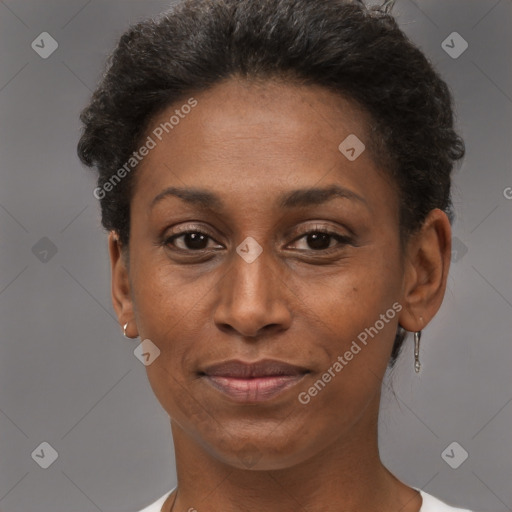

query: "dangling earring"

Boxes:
[414, 330, 421, 373]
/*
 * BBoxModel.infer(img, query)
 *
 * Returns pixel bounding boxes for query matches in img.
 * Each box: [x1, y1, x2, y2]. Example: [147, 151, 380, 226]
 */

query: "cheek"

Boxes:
[128, 263, 205, 381]
[129, 260, 234, 401]
[294, 250, 403, 401]
[131, 260, 209, 337]
[304, 250, 402, 337]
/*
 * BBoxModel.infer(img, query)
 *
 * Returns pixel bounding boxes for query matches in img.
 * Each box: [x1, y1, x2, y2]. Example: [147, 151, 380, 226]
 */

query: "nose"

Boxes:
[213, 248, 292, 339]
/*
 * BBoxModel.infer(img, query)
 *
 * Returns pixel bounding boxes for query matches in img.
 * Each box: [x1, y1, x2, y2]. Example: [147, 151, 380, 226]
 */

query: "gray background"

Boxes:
[0, 1, 511, 511]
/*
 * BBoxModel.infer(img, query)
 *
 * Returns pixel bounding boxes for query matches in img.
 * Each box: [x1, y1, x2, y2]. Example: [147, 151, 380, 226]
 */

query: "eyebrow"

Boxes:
[149, 184, 367, 212]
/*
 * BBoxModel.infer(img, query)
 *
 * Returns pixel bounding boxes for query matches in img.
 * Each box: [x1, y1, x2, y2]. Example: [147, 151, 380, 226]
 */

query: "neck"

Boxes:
[165, 393, 421, 512]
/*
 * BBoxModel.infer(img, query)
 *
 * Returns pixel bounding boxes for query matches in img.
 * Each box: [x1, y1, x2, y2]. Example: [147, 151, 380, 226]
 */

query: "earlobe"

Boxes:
[398, 209, 452, 332]
[108, 231, 138, 337]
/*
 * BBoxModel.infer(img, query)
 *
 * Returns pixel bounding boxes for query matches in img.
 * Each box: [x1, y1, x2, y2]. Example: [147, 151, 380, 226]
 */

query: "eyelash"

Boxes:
[162, 225, 353, 255]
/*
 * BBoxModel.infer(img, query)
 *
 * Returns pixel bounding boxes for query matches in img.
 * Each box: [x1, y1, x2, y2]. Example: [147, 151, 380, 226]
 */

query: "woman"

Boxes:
[77, 0, 472, 510]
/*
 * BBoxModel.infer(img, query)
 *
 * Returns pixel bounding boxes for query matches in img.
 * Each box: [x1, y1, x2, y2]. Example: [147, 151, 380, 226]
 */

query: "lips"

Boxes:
[200, 359, 310, 402]
[201, 359, 309, 378]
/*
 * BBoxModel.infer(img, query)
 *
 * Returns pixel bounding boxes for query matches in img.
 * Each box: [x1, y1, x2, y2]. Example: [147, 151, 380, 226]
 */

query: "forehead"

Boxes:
[132, 78, 394, 215]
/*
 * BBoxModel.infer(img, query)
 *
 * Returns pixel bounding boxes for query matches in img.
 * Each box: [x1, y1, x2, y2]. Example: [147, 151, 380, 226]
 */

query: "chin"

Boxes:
[205, 427, 316, 471]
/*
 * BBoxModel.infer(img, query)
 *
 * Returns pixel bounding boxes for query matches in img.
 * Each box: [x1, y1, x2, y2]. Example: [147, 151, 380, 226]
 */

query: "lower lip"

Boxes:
[203, 374, 307, 402]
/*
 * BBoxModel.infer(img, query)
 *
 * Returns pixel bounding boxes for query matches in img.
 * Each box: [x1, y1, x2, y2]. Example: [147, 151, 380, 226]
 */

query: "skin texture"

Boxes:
[108, 79, 451, 512]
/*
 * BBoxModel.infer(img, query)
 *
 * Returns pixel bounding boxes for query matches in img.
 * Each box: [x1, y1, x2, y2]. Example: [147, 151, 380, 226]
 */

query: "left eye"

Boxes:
[290, 231, 351, 251]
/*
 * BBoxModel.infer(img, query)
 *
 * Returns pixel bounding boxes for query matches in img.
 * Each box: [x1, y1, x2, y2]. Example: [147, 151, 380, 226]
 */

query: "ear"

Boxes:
[108, 231, 138, 338]
[398, 208, 452, 332]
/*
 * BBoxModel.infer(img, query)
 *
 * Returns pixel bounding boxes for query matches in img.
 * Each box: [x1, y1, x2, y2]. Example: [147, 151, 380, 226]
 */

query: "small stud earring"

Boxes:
[123, 323, 129, 338]
[414, 330, 421, 373]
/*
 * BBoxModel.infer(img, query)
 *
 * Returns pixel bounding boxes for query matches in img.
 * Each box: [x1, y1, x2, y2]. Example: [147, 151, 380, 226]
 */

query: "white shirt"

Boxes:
[137, 487, 473, 512]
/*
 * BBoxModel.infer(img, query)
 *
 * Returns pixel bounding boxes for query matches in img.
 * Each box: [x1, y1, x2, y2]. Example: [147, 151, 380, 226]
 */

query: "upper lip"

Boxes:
[201, 359, 310, 378]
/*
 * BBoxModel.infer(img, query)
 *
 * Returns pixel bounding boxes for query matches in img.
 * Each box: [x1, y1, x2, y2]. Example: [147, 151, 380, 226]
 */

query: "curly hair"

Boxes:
[77, 0, 465, 366]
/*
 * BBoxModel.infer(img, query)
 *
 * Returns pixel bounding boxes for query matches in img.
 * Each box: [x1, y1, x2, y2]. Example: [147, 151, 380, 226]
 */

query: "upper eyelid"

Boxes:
[167, 223, 347, 238]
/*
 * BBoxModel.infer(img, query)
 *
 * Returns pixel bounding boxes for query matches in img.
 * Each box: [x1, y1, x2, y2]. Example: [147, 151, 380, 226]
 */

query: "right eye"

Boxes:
[164, 230, 224, 252]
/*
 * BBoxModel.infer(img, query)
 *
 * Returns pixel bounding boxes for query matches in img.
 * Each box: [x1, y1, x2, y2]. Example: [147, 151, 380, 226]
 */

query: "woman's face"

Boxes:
[110, 79, 428, 470]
